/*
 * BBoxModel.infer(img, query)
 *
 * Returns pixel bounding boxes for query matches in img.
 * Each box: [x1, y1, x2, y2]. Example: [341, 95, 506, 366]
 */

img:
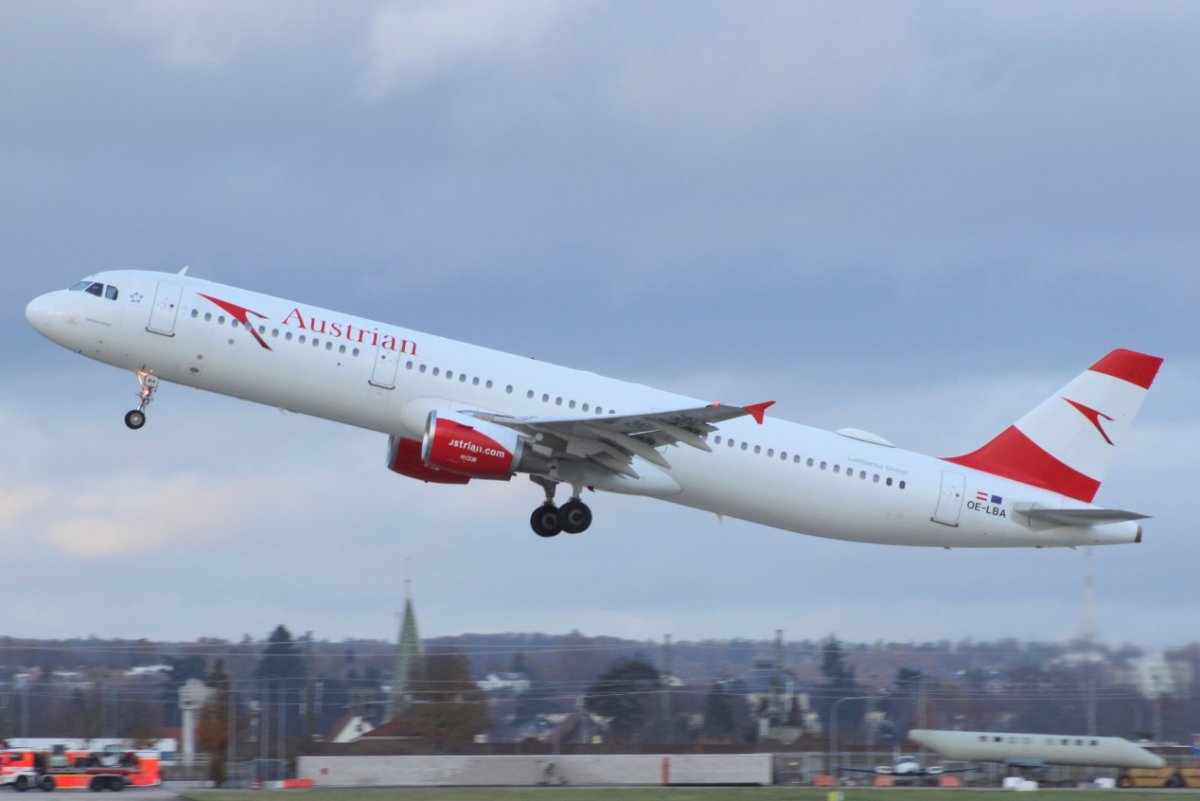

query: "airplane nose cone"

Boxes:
[25, 293, 54, 331]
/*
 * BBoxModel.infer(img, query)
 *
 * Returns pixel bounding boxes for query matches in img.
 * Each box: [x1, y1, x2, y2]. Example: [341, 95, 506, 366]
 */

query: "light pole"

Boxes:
[829, 695, 877, 778]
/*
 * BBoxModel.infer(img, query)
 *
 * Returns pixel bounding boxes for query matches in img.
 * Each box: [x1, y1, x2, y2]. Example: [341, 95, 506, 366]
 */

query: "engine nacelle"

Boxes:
[421, 411, 525, 479]
[386, 435, 470, 484]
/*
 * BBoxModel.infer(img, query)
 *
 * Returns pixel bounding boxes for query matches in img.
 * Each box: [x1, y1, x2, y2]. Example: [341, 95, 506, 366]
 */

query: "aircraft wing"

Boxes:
[837, 766, 970, 777]
[467, 400, 774, 478]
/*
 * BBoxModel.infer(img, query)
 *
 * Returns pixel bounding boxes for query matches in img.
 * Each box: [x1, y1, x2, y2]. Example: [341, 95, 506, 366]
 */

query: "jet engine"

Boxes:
[386, 434, 470, 484]
[421, 411, 527, 479]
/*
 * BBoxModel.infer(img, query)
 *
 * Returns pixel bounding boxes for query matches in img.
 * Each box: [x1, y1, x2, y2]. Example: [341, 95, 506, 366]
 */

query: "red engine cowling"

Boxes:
[386, 435, 470, 484]
[421, 411, 524, 479]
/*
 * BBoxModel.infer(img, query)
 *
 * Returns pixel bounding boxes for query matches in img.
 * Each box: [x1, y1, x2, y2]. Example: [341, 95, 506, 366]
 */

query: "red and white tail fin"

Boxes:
[945, 349, 1163, 502]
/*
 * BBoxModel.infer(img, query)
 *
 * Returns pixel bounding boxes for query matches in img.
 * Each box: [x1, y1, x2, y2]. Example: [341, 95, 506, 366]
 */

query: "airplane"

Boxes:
[908, 729, 1165, 771]
[838, 754, 969, 781]
[26, 269, 1163, 544]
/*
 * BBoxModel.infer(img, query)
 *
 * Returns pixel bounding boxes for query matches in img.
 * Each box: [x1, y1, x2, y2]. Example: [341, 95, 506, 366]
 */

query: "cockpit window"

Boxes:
[68, 280, 118, 300]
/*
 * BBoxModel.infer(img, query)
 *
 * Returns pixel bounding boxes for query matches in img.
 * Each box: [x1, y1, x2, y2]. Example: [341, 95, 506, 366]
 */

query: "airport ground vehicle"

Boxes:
[0, 745, 161, 792]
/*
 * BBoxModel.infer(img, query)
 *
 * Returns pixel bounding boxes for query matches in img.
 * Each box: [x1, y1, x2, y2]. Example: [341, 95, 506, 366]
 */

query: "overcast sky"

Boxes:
[3, 1, 1197, 651]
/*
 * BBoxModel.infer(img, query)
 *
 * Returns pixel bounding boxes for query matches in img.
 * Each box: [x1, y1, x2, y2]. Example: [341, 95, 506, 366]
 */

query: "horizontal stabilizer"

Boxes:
[1013, 504, 1148, 527]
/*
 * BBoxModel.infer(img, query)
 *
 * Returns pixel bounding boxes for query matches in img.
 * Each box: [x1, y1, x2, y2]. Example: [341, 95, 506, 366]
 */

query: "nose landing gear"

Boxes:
[124, 370, 158, 430]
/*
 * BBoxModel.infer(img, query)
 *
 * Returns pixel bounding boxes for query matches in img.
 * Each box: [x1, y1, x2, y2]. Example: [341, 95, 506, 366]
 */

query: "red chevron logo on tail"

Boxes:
[1064, 398, 1114, 445]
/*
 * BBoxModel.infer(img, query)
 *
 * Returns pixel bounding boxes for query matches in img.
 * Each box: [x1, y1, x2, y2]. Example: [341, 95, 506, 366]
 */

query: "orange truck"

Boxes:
[0, 745, 161, 792]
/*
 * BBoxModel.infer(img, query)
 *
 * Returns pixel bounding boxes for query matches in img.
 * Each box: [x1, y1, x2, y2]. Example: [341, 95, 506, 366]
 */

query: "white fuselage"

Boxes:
[909, 729, 1165, 770]
[26, 270, 1141, 548]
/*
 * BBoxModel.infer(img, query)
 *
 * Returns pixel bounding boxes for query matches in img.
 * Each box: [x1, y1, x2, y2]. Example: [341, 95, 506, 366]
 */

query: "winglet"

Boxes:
[743, 400, 775, 425]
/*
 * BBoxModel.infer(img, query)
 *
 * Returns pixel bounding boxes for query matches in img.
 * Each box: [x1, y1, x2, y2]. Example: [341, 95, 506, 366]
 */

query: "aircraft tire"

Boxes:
[124, 410, 146, 430]
[531, 504, 562, 538]
[559, 500, 592, 534]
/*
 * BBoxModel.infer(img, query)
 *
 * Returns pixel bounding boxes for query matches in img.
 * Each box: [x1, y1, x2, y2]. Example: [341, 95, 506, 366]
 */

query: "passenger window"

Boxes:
[285, 332, 293, 341]
[727, 439, 735, 448]
[767, 448, 774, 457]
[833, 465, 840, 474]
[898, 480, 906, 489]
[406, 360, 413, 369]
[472, 377, 479, 386]
[205, 312, 212, 321]
[582, 403, 589, 412]
[555, 397, 562, 406]
[820, 461, 827, 470]
[298, 335, 306, 344]
[486, 380, 493, 389]
[105, 286, 118, 300]
[753, 445, 761, 454]
[339, 344, 346, 353]
[326, 341, 333, 351]
[886, 477, 893, 486]
[191, 309, 198, 318]
[714, 436, 722, 445]
[432, 367, 440, 376]
[740, 442, 748, 451]
[419, 364, 427, 373]
[352, 348, 360, 357]
[446, 371, 453, 380]
[526, 390, 534, 399]
[542, 393, 549, 402]
[569, 400, 576, 409]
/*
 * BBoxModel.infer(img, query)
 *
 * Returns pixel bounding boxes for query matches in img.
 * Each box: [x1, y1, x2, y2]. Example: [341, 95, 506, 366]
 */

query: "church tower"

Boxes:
[387, 579, 423, 721]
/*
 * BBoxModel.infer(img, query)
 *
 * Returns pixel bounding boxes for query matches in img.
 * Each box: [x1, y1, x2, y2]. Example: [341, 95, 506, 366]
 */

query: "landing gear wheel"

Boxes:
[124, 410, 146, 430]
[559, 500, 593, 534]
[531, 504, 562, 538]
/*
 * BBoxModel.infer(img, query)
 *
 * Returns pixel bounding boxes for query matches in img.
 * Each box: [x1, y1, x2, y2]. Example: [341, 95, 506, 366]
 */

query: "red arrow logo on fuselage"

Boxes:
[197, 293, 272, 350]
[1064, 397, 1114, 445]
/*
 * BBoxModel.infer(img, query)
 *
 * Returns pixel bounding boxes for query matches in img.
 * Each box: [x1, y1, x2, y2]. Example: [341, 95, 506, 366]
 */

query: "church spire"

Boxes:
[387, 578, 423, 721]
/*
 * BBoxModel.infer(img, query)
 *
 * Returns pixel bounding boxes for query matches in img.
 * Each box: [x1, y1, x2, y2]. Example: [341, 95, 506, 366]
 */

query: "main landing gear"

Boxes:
[124, 369, 158, 430]
[530, 479, 593, 538]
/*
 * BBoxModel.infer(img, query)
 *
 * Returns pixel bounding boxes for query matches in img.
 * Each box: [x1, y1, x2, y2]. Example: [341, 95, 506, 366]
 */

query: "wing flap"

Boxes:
[466, 400, 773, 478]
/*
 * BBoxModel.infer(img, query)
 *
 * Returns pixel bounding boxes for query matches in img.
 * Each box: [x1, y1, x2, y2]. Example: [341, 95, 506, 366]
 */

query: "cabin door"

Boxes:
[369, 344, 400, 389]
[146, 282, 183, 336]
[932, 470, 965, 526]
